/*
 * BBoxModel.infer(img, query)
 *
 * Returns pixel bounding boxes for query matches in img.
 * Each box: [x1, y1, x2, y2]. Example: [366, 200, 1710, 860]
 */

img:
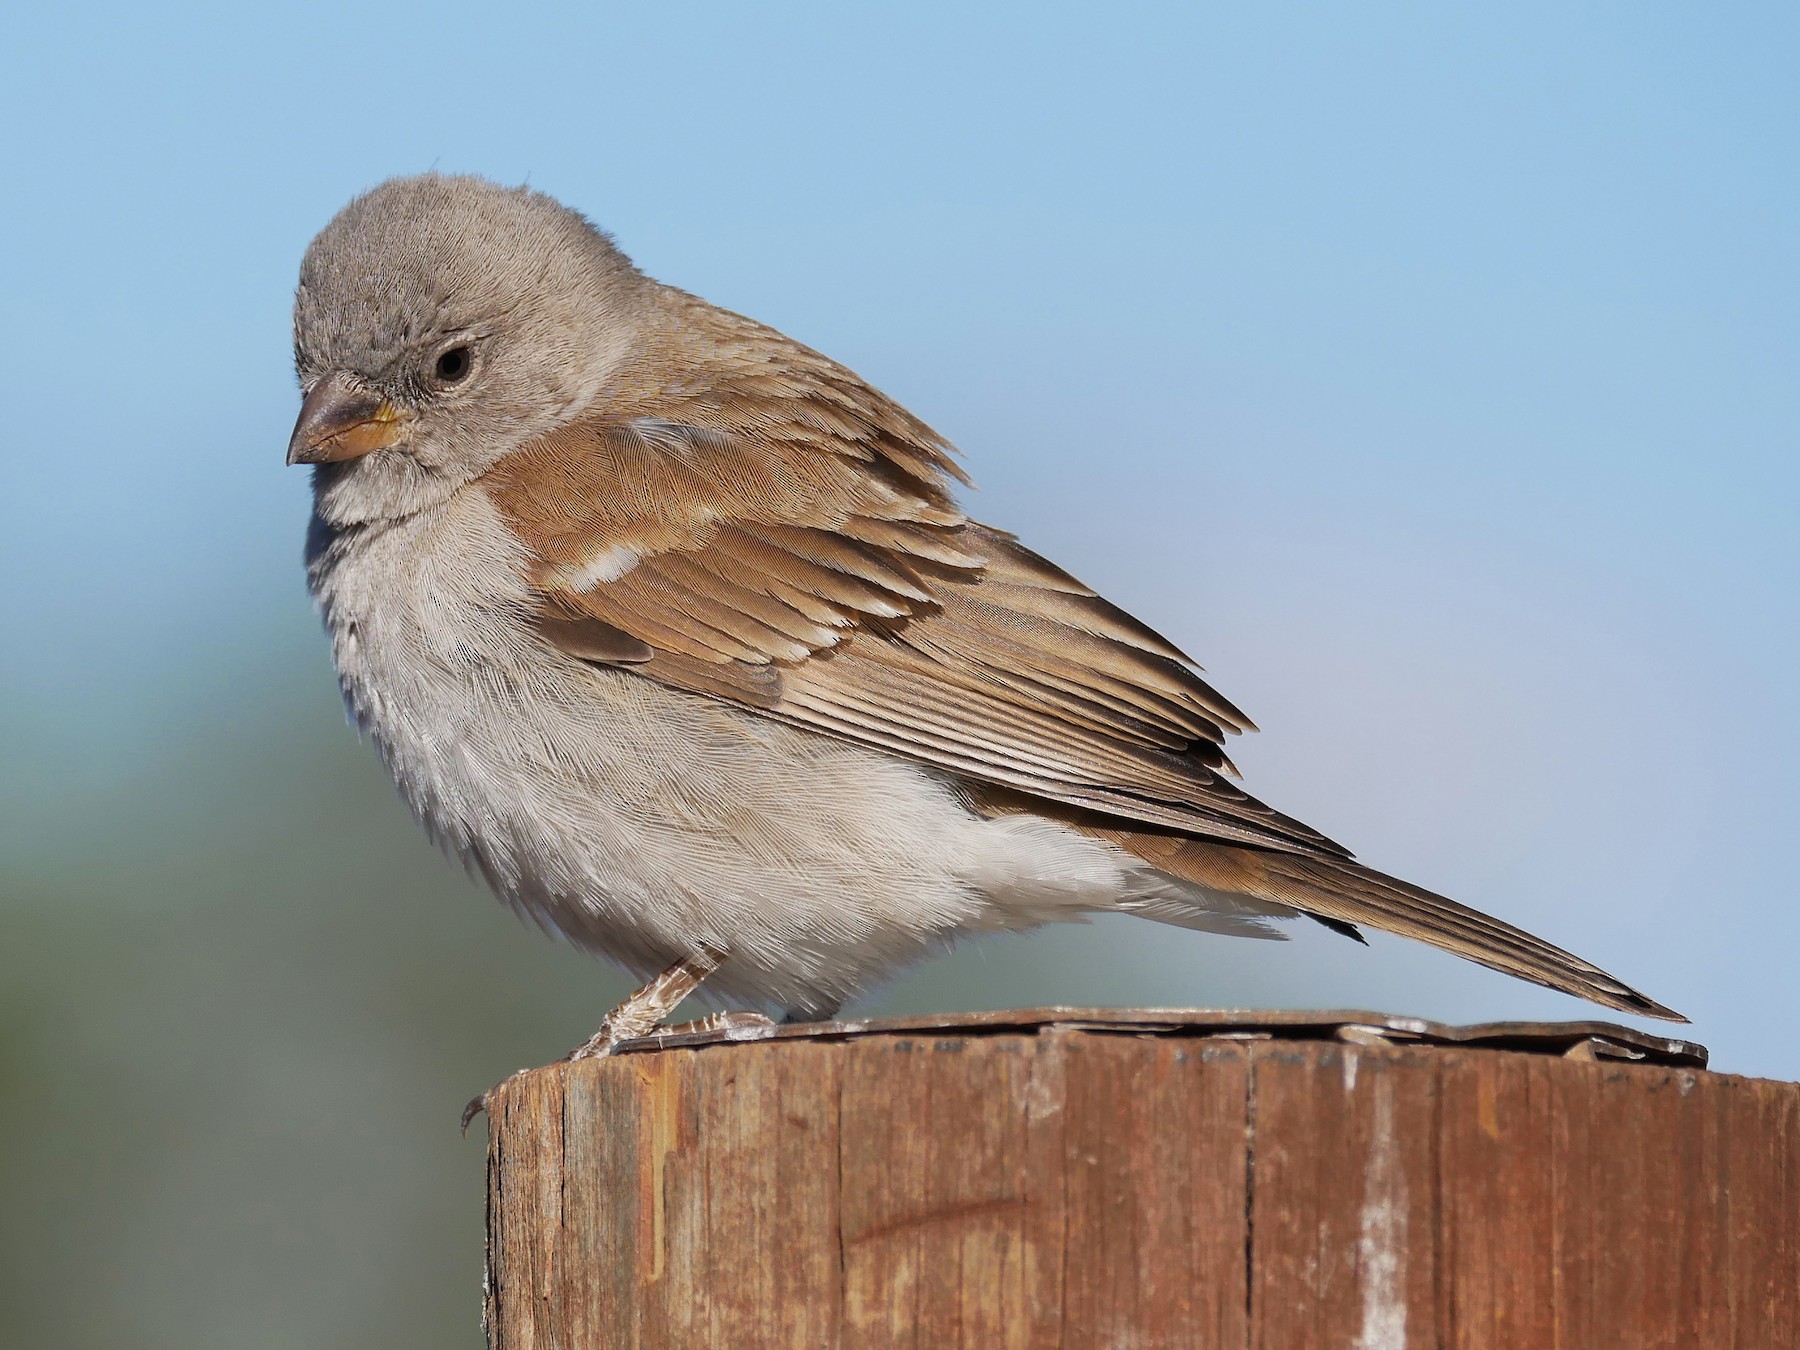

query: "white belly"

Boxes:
[305, 489, 1148, 1014]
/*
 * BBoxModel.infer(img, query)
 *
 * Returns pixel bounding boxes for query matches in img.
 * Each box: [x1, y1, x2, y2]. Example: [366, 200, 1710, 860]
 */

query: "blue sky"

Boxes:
[4, 3, 1797, 1075]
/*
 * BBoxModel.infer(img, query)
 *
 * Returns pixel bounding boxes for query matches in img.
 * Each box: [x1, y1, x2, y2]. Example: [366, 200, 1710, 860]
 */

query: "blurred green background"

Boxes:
[4, 3, 1796, 1346]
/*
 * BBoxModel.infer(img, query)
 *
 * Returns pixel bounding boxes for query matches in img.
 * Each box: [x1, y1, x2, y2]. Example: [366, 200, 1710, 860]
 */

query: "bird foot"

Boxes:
[628, 1010, 777, 1046]
[457, 1010, 775, 1133]
[460, 947, 733, 1133]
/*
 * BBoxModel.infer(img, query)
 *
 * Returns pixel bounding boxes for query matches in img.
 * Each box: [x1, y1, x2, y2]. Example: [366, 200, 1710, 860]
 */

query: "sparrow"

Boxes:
[289, 173, 1682, 1064]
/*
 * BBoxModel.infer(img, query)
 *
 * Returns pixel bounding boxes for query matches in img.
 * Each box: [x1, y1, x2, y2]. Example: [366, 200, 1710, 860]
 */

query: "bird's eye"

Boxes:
[433, 345, 473, 384]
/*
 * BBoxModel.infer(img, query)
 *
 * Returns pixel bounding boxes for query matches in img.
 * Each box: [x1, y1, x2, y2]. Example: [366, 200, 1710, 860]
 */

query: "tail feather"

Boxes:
[1087, 828, 1684, 1022]
[1256, 852, 1684, 1022]
[966, 785, 1683, 1022]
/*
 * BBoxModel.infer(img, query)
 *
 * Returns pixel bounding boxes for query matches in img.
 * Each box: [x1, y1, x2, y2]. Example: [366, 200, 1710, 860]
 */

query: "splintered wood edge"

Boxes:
[613, 1006, 1707, 1066]
[480, 1011, 1706, 1107]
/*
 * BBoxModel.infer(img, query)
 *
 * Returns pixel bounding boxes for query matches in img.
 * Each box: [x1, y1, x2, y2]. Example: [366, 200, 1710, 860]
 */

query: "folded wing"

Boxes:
[482, 296, 1340, 857]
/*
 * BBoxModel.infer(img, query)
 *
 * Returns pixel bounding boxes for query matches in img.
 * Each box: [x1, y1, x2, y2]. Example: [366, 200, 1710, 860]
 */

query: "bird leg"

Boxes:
[569, 946, 733, 1058]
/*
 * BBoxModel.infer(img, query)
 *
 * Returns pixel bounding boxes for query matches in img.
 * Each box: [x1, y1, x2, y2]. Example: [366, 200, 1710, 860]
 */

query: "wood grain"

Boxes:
[483, 1025, 1799, 1348]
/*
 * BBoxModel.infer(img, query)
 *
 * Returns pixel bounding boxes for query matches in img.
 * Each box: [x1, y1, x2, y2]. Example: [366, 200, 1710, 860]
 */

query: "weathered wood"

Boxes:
[483, 1012, 1799, 1349]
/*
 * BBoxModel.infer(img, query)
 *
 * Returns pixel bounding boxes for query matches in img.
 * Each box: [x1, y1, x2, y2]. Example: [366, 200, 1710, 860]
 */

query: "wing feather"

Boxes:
[480, 290, 1341, 858]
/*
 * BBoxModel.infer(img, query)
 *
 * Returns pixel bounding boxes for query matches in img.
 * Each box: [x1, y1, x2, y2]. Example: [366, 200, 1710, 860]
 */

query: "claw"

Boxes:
[459, 1094, 487, 1135]
[460, 1066, 532, 1135]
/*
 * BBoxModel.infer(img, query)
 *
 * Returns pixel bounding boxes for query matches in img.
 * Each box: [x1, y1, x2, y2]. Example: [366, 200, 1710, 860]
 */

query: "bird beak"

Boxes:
[287, 375, 408, 465]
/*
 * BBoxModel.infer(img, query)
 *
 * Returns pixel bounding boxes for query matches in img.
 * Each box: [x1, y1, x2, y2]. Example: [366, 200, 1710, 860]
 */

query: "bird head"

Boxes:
[289, 173, 644, 524]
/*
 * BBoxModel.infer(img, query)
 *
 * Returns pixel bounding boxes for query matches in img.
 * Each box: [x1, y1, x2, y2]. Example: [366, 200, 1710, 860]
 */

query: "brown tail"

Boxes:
[1090, 829, 1684, 1022]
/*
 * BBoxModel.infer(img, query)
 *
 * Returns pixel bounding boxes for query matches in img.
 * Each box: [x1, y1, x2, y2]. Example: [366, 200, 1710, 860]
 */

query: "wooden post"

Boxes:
[481, 1009, 1799, 1348]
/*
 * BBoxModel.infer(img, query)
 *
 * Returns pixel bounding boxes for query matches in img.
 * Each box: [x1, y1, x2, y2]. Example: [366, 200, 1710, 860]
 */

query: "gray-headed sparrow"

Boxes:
[290, 174, 1680, 1060]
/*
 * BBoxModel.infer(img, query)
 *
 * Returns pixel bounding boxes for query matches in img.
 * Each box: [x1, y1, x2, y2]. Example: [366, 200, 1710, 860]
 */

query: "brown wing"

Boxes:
[481, 291, 1344, 858]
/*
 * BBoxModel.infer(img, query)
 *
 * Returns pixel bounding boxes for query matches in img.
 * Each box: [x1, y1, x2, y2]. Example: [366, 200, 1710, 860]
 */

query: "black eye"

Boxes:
[433, 345, 472, 384]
